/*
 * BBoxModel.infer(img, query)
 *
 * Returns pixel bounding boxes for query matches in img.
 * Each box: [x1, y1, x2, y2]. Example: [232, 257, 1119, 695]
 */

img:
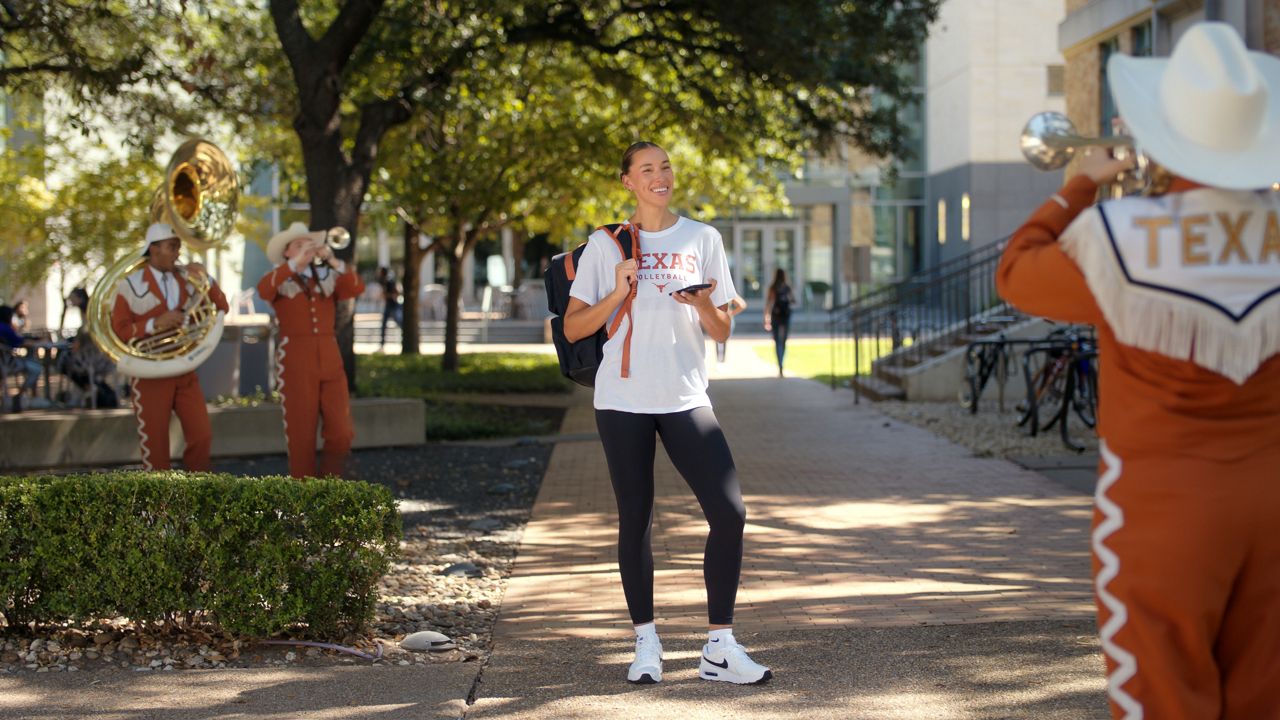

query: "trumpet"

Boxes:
[1020, 111, 1168, 196]
[307, 227, 352, 265]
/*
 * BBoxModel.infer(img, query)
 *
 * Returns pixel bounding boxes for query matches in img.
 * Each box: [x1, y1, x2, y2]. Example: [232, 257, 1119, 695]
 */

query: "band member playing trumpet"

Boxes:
[998, 24, 1280, 719]
[111, 222, 229, 471]
[258, 221, 365, 478]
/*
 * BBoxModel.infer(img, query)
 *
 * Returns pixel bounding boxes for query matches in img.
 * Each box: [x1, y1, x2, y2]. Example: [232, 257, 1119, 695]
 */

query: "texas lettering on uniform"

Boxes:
[636, 251, 700, 289]
[1132, 210, 1280, 268]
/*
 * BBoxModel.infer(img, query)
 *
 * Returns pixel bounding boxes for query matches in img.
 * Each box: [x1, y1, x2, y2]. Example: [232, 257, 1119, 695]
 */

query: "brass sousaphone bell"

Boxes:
[87, 139, 240, 379]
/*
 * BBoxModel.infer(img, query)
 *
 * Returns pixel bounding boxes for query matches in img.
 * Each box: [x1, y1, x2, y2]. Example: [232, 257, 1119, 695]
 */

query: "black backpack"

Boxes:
[545, 223, 638, 387]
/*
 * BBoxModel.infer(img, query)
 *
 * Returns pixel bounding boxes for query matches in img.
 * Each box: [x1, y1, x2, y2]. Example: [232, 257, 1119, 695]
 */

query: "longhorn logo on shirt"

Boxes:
[654, 282, 671, 294]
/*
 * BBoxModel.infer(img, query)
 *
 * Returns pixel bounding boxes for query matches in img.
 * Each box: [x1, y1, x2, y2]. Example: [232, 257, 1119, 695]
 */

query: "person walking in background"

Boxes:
[762, 269, 793, 377]
[563, 140, 771, 686]
[377, 266, 403, 351]
[259, 222, 365, 478]
[714, 296, 747, 363]
[998, 24, 1280, 719]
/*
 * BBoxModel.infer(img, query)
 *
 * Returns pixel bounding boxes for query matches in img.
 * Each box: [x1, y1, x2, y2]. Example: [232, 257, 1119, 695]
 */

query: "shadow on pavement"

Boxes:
[466, 620, 1106, 719]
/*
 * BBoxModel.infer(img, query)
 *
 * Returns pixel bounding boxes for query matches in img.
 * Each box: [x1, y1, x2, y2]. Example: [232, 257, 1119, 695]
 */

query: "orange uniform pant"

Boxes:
[276, 334, 354, 478]
[1093, 442, 1280, 720]
[130, 372, 212, 471]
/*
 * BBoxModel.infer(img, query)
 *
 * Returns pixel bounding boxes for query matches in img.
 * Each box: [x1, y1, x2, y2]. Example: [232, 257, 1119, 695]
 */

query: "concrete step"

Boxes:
[852, 373, 906, 401]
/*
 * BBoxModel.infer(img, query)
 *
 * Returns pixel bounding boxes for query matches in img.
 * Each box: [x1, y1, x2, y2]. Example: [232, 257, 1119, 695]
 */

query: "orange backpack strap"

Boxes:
[564, 243, 585, 281]
[596, 223, 640, 379]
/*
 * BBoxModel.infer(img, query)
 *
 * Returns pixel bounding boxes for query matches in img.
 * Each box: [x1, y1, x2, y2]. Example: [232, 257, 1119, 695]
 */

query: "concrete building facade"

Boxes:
[1059, 0, 1280, 146]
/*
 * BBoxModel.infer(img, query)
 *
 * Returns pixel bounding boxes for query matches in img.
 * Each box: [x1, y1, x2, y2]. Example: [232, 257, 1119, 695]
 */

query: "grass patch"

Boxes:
[425, 401, 565, 441]
[754, 338, 907, 385]
[357, 352, 571, 397]
[357, 353, 570, 440]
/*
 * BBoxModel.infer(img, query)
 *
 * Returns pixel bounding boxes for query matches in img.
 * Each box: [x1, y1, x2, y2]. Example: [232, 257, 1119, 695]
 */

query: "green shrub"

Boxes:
[0, 472, 400, 637]
[358, 352, 570, 397]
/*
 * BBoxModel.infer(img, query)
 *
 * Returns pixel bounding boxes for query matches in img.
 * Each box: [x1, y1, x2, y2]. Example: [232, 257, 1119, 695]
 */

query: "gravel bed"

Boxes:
[874, 400, 1099, 459]
[1, 440, 557, 675]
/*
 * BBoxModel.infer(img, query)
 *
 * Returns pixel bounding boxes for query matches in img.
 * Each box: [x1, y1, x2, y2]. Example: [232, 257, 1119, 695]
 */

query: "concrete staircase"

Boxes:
[852, 313, 1037, 401]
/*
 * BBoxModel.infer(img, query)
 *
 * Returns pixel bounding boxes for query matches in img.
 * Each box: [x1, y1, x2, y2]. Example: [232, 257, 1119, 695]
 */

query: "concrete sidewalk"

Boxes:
[466, 341, 1107, 718]
[0, 340, 1108, 719]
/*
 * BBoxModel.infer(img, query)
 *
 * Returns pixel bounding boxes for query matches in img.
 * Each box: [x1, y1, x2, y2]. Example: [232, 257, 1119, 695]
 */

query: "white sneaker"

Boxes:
[627, 634, 663, 684]
[699, 638, 772, 685]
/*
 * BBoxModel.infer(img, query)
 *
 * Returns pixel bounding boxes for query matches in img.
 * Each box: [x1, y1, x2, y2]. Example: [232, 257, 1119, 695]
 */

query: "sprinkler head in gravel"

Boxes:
[441, 562, 483, 578]
[401, 631, 457, 653]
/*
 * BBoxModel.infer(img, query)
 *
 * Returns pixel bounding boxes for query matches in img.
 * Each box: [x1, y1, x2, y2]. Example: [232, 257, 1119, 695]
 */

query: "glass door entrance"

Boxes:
[730, 222, 805, 303]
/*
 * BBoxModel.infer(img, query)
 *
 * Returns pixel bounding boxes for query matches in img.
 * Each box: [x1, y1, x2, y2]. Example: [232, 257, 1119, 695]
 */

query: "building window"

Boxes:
[937, 199, 947, 245]
[961, 193, 971, 242]
[1047, 65, 1065, 96]
[1132, 21, 1153, 57]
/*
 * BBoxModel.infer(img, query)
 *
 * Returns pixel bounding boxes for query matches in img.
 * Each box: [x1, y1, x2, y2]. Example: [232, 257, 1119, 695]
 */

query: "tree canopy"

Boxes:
[2, 0, 940, 373]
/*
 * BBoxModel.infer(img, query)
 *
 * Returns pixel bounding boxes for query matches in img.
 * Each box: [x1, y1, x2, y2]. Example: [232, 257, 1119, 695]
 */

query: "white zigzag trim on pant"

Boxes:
[276, 336, 289, 441]
[1094, 440, 1142, 719]
[131, 378, 152, 470]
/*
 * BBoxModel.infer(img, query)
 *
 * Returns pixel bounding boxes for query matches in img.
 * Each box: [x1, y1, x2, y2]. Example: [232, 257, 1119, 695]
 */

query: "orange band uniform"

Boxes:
[999, 174, 1280, 719]
[111, 269, 229, 471]
[257, 261, 364, 478]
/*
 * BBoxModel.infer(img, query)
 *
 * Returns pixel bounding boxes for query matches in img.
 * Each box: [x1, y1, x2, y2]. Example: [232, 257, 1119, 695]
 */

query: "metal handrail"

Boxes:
[829, 238, 1014, 402]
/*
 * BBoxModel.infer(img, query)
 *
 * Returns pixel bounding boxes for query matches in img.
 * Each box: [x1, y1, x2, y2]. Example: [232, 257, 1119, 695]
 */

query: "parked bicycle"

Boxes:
[959, 335, 1012, 414]
[1018, 328, 1098, 452]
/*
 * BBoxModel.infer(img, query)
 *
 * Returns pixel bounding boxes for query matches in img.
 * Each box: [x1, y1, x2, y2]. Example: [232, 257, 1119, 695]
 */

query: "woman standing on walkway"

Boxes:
[562, 141, 772, 686]
[762, 269, 793, 377]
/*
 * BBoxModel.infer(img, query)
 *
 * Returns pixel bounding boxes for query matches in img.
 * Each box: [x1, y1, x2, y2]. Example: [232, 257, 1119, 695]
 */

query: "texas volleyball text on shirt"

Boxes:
[570, 216, 737, 413]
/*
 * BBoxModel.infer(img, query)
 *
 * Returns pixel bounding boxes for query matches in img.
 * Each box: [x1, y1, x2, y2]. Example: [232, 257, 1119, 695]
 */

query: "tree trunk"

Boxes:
[299, 140, 365, 392]
[401, 219, 421, 355]
[442, 244, 465, 371]
[270, 0, 407, 393]
[512, 231, 525, 288]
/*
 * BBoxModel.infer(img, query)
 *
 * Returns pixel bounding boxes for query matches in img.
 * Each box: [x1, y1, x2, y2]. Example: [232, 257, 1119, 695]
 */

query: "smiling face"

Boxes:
[621, 146, 674, 209]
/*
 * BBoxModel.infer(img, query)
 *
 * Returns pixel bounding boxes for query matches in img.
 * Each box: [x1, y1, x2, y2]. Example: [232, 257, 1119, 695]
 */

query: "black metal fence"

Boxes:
[829, 240, 1014, 402]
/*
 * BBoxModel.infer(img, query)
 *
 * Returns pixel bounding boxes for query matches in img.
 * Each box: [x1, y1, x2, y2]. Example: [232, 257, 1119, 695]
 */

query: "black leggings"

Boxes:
[771, 318, 790, 368]
[595, 407, 745, 626]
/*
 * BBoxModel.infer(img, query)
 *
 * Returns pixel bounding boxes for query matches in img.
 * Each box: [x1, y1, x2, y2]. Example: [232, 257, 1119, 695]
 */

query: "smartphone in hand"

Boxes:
[670, 283, 712, 295]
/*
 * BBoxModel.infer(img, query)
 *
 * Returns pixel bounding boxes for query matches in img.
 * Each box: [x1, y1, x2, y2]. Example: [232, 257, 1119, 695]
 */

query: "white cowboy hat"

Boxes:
[1108, 22, 1280, 190]
[141, 222, 178, 257]
[266, 221, 324, 265]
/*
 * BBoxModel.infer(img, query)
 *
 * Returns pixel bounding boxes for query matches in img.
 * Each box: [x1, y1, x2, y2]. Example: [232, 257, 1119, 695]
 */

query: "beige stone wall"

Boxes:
[1066, 0, 1091, 13]
[1064, 45, 1101, 138]
[1062, 44, 1101, 180]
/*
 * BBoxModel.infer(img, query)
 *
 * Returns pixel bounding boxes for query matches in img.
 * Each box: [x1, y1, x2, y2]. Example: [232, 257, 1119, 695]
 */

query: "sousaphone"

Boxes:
[86, 139, 239, 379]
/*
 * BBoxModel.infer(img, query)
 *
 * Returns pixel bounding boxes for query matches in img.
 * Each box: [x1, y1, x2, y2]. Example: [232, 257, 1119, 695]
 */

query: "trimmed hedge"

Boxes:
[0, 472, 401, 637]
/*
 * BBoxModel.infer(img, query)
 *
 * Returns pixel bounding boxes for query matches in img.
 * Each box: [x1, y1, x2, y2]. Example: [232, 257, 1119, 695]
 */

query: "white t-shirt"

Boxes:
[569, 216, 737, 413]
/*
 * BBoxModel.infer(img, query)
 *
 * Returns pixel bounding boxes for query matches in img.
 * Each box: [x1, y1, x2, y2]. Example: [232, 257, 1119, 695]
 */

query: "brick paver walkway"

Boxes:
[494, 340, 1095, 640]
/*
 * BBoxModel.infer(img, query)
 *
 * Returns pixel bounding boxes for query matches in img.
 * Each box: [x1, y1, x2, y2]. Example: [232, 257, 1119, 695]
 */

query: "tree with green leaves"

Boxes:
[252, 0, 936, 376]
[373, 41, 792, 368]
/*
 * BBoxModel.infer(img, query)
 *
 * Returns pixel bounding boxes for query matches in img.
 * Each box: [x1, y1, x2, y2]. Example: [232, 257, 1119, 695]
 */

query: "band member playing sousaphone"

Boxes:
[258, 222, 364, 478]
[111, 222, 230, 470]
[999, 23, 1280, 719]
